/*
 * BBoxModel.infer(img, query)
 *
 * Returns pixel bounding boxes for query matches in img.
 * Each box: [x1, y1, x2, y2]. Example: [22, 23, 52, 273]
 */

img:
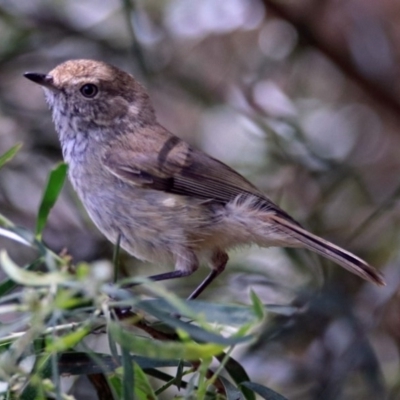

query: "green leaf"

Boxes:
[116, 362, 157, 400]
[0, 222, 62, 266]
[250, 290, 265, 320]
[216, 353, 255, 400]
[46, 325, 91, 352]
[109, 320, 225, 360]
[137, 300, 253, 346]
[219, 376, 245, 400]
[240, 382, 288, 400]
[0, 224, 63, 274]
[107, 322, 121, 367]
[0, 143, 22, 170]
[134, 356, 189, 370]
[0, 258, 42, 297]
[176, 359, 184, 391]
[0, 251, 69, 286]
[139, 299, 259, 326]
[131, 277, 199, 320]
[0, 212, 14, 229]
[36, 163, 68, 238]
[108, 374, 123, 398]
[20, 353, 52, 400]
[0, 225, 34, 246]
[121, 347, 134, 400]
[185, 372, 197, 398]
[57, 352, 186, 375]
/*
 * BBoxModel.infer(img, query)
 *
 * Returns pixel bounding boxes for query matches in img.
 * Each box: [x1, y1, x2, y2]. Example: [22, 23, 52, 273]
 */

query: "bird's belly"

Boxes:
[78, 185, 216, 262]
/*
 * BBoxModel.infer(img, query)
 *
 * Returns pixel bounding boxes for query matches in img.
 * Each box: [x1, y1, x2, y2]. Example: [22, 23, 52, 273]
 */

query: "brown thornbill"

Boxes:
[24, 60, 385, 299]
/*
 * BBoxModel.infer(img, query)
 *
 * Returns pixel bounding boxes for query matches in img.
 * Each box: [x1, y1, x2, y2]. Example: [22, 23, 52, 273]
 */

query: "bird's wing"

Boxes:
[102, 129, 294, 218]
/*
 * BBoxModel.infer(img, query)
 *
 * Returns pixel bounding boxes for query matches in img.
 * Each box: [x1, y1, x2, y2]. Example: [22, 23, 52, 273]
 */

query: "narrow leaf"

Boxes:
[240, 382, 288, 400]
[0, 251, 68, 286]
[139, 299, 259, 326]
[147, 369, 186, 388]
[117, 360, 159, 399]
[176, 359, 184, 391]
[133, 362, 157, 400]
[250, 290, 265, 320]
[46, 325, 91, 352]
[109, 320, 225, 360]
[216, 353, 255, 400]
[107, 323, 121, 367]
[219, 376, 245, 400]
[36, 163, 68, 238]
[138, 300, 253, 346]
[108, 374, 123, 398]
[0, 258, 42, 296]
[57, 352, 186, 375]
[0, 227, 32, 246]
[0, 143, 22, 169]
[121, 347, 134, 400]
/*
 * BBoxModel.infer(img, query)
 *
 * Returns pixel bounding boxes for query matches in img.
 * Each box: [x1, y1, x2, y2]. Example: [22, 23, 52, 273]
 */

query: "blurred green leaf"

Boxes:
[241, 382, 288, 400]
[139, 298, 259, 326]
[20, 353, 52, 400]
[0, 212, 14, 229]
[107, 321, 121, 368]
[137, 300, 253, 346]
[57, 351, 186, 375]
[0, 223, 63, 269]
[108, 373, 123, 399]
[220, 376, 245, 400]
[0, 250, 68, 286]
[109, 320, 225, 360]
[0, 258, 42, 297]
[46, 325, 91, 352]
[0, 143, 22, 170]
[250, 290, 265, 320]
[116, 361, 157, 400]
[185, 372, 198, 398]
[149, 368, 189, 392]
[131, 277, 199, 320]
[54, 288, 91, 310]
[36, 163, 68, 238]
[121, 347, 134, 400]
[216, 353, 255, 400]
[176, 359, 184, 391]
[0, 225, 34, 246]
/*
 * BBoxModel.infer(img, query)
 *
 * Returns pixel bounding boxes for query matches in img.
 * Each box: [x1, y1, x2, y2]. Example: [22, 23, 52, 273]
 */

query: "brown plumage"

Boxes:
[24, 60, 385, 299]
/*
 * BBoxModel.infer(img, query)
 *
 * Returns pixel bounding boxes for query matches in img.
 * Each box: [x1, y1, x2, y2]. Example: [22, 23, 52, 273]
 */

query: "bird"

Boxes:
[24, 59, 385, 299]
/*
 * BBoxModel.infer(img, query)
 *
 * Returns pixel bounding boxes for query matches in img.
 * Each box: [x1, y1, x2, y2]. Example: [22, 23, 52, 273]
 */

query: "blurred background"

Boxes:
[1, 0, 400, 398]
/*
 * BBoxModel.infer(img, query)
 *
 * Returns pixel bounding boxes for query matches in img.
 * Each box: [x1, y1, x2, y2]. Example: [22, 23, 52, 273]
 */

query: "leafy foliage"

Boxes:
[0, 0, 395, 397]
[36, 163, 68, 239]
[0, 145, 288, 399]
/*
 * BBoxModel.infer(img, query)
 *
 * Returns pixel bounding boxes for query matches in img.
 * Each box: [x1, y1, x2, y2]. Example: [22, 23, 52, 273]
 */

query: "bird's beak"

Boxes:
[24, 72, 58, 91]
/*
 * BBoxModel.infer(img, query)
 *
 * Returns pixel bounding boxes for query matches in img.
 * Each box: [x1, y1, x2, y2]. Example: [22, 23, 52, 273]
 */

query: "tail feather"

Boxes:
[270, 215, 385, 286]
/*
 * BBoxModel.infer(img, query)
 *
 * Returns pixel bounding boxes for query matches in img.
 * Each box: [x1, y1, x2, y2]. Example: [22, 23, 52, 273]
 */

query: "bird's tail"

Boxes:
[269, 214, 385, 286]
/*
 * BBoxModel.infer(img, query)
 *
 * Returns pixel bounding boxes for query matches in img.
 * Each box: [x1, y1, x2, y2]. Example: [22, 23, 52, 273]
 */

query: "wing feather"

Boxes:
[102, 128, 295, 219]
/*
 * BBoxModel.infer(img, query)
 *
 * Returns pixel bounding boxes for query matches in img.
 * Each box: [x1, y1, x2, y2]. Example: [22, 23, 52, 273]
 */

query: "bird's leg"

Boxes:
[121, 249, 228, 300]
[143, 269, 193, 282]
[122, 250, 199, 288]
[187, 250, 228, 300]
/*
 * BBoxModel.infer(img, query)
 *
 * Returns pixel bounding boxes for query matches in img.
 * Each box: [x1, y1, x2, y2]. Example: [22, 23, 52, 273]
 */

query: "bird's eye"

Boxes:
[80, 84, 98, 98]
